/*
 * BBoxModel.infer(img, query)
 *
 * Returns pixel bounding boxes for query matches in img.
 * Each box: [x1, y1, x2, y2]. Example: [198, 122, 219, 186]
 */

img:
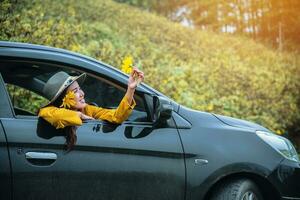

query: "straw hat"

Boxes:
[43, 71, 86, 106]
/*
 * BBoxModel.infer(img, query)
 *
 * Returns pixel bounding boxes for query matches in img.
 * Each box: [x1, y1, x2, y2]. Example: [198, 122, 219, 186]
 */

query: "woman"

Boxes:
[38, 68, 144, 150]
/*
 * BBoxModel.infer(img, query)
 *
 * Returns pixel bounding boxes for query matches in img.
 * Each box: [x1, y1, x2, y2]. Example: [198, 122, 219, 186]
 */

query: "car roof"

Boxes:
[0, 41, 70, 52]
[0, 41, 135, 88]
[0, 41, 164, 96]
[0, 41, 111, 69]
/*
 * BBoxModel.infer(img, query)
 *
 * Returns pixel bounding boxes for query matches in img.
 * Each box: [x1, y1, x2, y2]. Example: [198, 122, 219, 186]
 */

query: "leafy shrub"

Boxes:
[6, 84, 48, 114]
[1, 0, 299, 148]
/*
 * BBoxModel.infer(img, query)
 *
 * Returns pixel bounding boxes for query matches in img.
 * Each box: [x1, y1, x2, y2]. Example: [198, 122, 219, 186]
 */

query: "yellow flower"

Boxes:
[207, 103, 214, 111]
[60, 91, 76, 108]
[121, 56, 133, 74]
[276, 130, 283, 135]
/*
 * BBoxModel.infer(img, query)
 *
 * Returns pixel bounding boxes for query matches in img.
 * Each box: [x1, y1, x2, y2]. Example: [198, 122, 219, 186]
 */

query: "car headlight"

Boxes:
[256, 130, 299, 162]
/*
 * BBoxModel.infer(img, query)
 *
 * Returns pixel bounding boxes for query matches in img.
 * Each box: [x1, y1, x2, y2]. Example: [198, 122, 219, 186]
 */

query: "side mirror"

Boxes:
[153, 96, 173, 124]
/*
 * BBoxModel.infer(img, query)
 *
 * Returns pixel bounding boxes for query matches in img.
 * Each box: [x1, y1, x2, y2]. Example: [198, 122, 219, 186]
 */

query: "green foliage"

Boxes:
[6, 84, 48, 114]
[0, 0, 300, 143]
[115, 0, 300, 50]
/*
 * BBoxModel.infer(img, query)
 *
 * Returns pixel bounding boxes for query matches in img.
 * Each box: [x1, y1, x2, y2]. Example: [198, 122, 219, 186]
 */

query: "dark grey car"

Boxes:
[0, 41, 299, 200]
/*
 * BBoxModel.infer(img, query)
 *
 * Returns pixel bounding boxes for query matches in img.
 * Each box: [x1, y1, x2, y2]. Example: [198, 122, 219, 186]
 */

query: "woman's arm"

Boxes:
[85, 67, 144, 124]
[125, 67, 144, 105]
[39, 106, 82, 129]
[39, 106, 94, 129]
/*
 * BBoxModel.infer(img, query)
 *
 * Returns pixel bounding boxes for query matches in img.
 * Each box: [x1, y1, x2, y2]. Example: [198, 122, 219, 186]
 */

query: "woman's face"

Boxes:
[67, 81, 87, 110]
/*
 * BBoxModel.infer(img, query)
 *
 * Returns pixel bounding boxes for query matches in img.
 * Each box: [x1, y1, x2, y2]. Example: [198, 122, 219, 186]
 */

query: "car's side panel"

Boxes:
[2, 117, 185, 200]
[177, 106, 284, 200]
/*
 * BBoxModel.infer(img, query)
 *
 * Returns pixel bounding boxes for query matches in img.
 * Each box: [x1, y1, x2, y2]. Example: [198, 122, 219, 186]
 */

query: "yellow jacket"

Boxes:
[38, 96, 135, 129]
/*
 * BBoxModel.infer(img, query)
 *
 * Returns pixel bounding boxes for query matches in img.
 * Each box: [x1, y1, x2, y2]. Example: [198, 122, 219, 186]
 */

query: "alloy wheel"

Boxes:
[242, 191, 258, 200]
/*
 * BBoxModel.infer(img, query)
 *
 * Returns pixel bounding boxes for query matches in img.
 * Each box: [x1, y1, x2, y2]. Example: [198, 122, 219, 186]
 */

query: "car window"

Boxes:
[81, 75, 148, 122]
[6, 84, 48, 116]
[0, 60, 149, 122]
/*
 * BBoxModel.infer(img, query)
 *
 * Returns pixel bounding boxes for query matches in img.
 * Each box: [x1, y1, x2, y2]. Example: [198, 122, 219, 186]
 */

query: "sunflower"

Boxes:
[121, 56, 133, 74]
[60, 91, 76, 108]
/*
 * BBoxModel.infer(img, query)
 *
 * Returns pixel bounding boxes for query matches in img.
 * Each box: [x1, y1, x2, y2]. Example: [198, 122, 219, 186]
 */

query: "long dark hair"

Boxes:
[51, 89, 77, 151]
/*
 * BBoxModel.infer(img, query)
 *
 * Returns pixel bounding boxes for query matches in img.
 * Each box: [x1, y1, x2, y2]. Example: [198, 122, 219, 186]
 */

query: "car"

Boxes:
[0, 41, 299, 200]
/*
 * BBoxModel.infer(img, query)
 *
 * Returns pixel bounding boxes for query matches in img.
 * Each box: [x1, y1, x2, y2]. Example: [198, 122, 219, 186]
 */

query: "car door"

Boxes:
[0, 59, 185, 200]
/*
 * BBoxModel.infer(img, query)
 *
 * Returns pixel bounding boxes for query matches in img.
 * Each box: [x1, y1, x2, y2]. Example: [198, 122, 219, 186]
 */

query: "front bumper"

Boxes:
[268, 159, 300, 199]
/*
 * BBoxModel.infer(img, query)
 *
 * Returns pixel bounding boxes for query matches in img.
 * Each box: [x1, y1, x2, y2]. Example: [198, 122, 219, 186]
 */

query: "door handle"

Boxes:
[25, 152, 57, 160]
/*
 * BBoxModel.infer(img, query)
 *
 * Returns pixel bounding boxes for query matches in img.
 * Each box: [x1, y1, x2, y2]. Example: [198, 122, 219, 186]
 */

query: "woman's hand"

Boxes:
[125, 67, 144, 105]
[128, 67, 144, 89]
[78, 112, 94, 120]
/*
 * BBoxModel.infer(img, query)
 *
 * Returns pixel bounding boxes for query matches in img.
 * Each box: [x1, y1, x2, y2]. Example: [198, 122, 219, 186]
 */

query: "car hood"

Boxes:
[212, 113, 270, 132]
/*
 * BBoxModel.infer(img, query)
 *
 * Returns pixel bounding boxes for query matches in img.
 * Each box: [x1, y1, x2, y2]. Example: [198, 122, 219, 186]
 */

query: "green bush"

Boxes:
[6, 84, 48, 114]
[1, 0, 299, 145]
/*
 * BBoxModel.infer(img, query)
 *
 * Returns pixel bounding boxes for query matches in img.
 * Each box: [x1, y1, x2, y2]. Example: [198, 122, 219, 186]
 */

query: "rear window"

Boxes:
[6, 84, 48, 115]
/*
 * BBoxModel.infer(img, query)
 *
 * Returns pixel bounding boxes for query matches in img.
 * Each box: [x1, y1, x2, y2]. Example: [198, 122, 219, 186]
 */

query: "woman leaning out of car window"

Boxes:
[38, 67, 144, 150]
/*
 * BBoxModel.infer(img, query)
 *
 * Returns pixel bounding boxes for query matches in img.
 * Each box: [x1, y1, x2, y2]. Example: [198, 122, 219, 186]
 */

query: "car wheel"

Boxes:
[210, 178, 264, 200]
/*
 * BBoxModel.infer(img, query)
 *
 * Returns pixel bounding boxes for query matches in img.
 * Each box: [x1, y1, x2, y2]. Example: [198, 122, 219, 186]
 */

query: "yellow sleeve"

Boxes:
[38, 106, 82, 129]
[84, 96, 136, 124]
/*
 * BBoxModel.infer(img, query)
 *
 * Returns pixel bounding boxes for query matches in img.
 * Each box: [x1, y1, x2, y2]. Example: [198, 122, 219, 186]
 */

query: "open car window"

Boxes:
[82, 75, 148, 122]
[6, 84, 48, 116]
[0, 60, 150, 122]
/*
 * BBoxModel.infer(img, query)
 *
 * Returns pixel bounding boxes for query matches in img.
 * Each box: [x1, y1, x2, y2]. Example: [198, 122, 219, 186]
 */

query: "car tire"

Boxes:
[210, 178, 264, 200]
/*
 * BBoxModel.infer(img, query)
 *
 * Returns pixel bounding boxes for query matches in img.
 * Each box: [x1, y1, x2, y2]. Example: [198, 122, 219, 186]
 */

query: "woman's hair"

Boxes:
[51, 89, 77, 151]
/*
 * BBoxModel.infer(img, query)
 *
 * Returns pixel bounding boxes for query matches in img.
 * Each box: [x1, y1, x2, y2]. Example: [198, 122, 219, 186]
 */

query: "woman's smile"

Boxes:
[79, 98, 86, 104]
[67, 81, 87, 109]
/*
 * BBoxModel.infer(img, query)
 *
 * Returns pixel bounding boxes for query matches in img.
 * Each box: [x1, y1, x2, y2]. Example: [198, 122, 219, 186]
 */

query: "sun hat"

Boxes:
[43, 71, 86, 106]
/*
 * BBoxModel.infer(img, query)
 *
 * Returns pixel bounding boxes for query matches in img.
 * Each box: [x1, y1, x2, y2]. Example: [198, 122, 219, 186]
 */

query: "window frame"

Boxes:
[82, 73, 149, 120]
[0, 58, 154, 123]
[5, 83, 48, 117]
[0, 73, 14, 118]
